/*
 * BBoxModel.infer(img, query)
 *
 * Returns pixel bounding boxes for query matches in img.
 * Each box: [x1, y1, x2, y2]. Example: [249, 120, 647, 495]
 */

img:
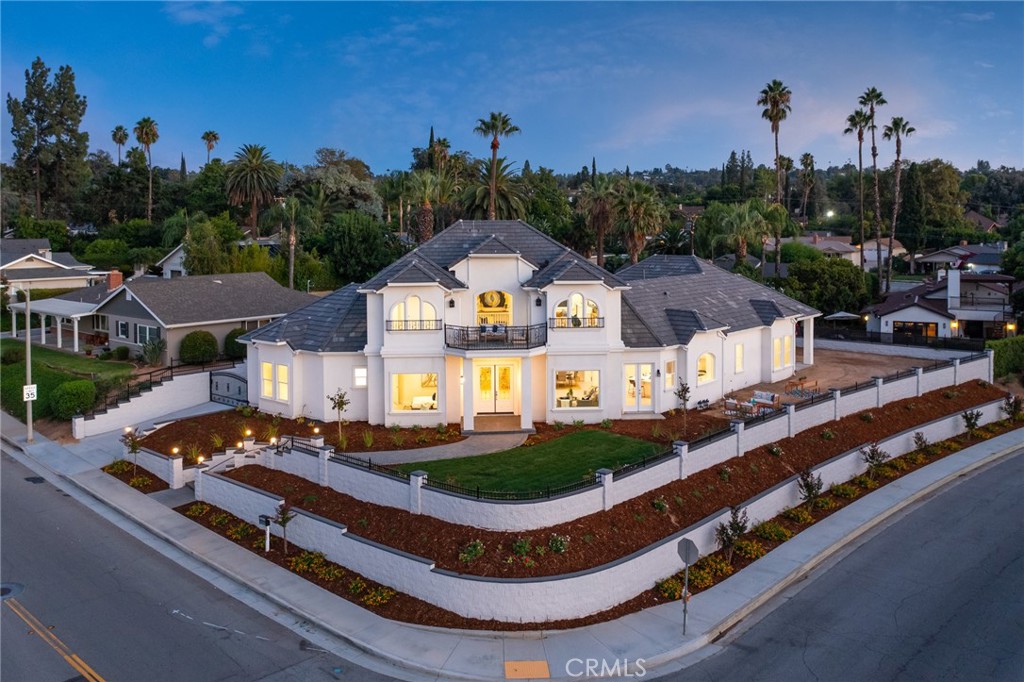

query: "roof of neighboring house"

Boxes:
[862, 238, 906, 252]
[964, 209, 1001, 231]
[762, 262, 790, 279]
[104, 272, 317, 327]
[618, 256, 818, 346]
[0, 267, 93, 282]
[966, 252, 1004, 266]
[865, 272, 1014, 319]
[361, 220, 627, 292]
[54, 283, 114, 305]
[48, 252, 92, 269]
[709, 253, 761, 272]
[241, 283, 367, 353]
[155, 244, 184, 267]
[1, 238, 51, 266]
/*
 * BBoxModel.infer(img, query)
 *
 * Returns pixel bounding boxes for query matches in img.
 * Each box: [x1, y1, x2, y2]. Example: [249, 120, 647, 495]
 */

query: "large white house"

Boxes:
[241, 220, 819, 431]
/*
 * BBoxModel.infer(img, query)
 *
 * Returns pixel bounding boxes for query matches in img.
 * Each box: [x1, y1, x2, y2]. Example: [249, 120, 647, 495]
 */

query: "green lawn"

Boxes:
[0, 339, 132, 380]
[395, 430, 662, 492]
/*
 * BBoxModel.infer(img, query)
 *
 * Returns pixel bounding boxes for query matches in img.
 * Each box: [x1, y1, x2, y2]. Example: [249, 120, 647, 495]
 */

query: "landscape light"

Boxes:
[197, 456, 204, 465]
[245, 429, 252, 437]
[171, 446, 179, 455]
[270, 437, 278, 445]
[313, 426, 320, 434]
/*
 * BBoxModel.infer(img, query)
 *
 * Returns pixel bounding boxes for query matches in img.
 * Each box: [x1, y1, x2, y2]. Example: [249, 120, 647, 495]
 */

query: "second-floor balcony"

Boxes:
[386, 319, 443, 331]
[951, 295, 1011, 313]
[445, 324, 547, 351]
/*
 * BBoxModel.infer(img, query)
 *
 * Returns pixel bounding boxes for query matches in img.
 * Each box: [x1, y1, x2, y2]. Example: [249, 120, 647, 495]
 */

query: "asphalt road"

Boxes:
[667, 449, 1024, 682]
[0, 451, 400, 682]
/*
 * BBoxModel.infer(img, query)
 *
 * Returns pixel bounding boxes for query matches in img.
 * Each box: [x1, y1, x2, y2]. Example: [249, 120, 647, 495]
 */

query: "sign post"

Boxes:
[24, 287, 33, 443]
[677, 538, 700, 636]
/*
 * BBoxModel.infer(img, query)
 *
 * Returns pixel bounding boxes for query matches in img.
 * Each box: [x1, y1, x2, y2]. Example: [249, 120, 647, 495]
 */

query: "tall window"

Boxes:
[553, 293, 601, 328]
[735, 344, 744, 373]
[665, 361, 676, 388]
[276, 365, 289, 401]
[773, 338, 783, 370]
[391, 373, 438, 412]
[389, 295, 438, 330]
[116, 321, 129, 339]
[784, 336, 793, 367]
[261, 362, 273, 398]
[697, 353, 715, 385]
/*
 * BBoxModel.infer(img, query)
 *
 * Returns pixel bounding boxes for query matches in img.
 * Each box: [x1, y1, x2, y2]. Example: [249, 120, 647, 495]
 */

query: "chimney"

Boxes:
[947, 269, 961, 303]
[107, 271, 123, 291]
[960, 240, 968, 246]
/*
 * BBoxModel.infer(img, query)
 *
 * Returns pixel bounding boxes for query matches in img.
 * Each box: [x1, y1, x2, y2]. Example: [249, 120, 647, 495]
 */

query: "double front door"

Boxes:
[478, 364, 514, 413]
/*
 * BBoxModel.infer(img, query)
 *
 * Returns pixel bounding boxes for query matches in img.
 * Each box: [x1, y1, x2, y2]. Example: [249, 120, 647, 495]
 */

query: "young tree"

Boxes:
[473, 112, 521, 220]
[327, 389, 350, 446]
[674, 380, 691, 432]
[273, 500, 297, 556]
[715, 506, 749, 564]
[757, 79, 792, 207]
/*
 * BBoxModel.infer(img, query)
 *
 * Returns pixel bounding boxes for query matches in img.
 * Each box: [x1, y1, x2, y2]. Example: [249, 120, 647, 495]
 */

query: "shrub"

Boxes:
[905, 452, 927, 466]
[459, 539, 485, 564]
[362, 430, 374, 448]
[657, 577, 683, 600]
[715, 506, 749, 563]
[512, 537, 533, 557]
[185, 502, 211, 518]
[734, 539, 767, 560]
[289, 551, 328, 574]
[688, 555, 733, 590]
[1, 347, 25, 365]
[820, 428, 836, 441]
[753, 521, 792, 542]
[962, 409, 982, 436]
[767, 443, 784, 457]
[987, 336, 1024, 379]
[651, 496, 669, 513]
[797, 468, 824, 509]
[113, 345, 130, 360]
[49, 380, 96, 419]
[347, 577, 366, 595]
[227, 523, 255, 540]
[128, 475, 152, 489]
[141, 338, 165, 366]
[209, 512, 232, 527]
[361, 586, 396, 607]
[782, 506, 814, 524]
[718, 466, 732, 482]
[853, 474, 879, 490]
[860, 412, 874, 422]
[600, 418, 613, 429]
[548, 533, 570, 554]
[913, 431, 929, 452]
[861, 442, 891, 479]
[223, 327, 248, 359]
[105, 459, 132, 475]
[829, 484, 859, 499]
[179, 331, 218, 364]
[1002, 394, 1023, 421]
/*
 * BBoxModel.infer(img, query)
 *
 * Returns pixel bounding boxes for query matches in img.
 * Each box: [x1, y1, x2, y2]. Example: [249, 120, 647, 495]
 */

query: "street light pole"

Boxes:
[25, 286, 33, 443]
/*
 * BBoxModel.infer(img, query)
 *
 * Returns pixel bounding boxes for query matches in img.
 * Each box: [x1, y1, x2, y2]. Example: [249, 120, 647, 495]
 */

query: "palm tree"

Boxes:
[779, 155, 794, 213]
[713, 201, 769, 264]
[798, 153, 816, 220]
[649, 224, 690, 255]
[377, 172, 409, 233]
[201, 130, 220, 164]
[299, 182, 341, 238]
[614, 180, 666, 265]
[225, 144, 283, 237]
[473, 112, 521, 220]
[578, 174, 616, 268]
[757, 79, 792, 206]
[463, 158, 527, 220]
[133, 117, 159, 222]
[843, 108, 871, 271]
[280, 197, 308, 289]
[859, 87, 887, 279]
[432, 137, 451, 174]
[111, 125, 128, 165]
[753, 199, 790, 279]
[882, 116, 915, 293]
[410, 170, 438, 243]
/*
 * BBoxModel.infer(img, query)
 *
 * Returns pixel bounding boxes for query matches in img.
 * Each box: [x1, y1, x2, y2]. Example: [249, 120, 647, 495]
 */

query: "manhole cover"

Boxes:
[24, 476, 44, 484]
[0, 583, 24, 600]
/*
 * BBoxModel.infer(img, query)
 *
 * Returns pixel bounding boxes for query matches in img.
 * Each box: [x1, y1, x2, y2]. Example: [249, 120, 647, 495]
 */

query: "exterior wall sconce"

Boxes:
[1008, 323, 1016, 332]
[950, 321, 959, 329]
[656, 369, 661, 377]
[535, 297, 543, 307]
[448, 299, 455, 308]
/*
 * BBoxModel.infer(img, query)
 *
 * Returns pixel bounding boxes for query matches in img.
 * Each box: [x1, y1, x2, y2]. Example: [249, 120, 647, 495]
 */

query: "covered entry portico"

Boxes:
[8, 297, 104, 353]
[459, 355, 535, 433]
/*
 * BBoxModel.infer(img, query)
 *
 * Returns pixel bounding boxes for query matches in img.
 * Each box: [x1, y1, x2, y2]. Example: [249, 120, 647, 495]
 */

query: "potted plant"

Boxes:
[566, 388, 577, 407]
[571, 315, 582, 328]
[84, 344, 94, 357]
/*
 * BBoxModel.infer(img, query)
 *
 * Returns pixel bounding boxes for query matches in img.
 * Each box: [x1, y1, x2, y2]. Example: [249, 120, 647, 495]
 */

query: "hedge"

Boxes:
[114, 346, 130, 361]
[49, 380, 96, 420]
[987, 335, 1024, 379]
[179, 330, 218, 364]
[0, 362, 75, 421]
[223, 327, 248, 360]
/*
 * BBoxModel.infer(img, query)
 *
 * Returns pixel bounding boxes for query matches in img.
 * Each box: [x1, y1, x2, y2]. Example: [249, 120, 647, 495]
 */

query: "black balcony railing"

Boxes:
[952, 296, 1011, 313]
[445, 324, 547, 350]
[385, 319, 442, 331]
[548, 317, 605, 329]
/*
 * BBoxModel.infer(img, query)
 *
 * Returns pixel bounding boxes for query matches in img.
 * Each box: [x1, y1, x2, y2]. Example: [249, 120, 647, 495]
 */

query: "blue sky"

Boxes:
[2, 2, 1021, 176]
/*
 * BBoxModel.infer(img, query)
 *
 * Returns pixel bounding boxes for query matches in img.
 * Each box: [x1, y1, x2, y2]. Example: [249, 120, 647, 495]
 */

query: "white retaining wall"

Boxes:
[120, 445, 235, 489]
[196, 399, 1004, 622]
[208, 352, 995, 533]
[73, 372, 213, 439]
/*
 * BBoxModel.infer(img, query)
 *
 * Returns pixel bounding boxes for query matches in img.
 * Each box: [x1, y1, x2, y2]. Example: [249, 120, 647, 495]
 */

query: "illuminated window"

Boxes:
[773, 338, 783, 370]
[276, 364, 289, 401]
[735, 344, 744, 373]
[353, 367, 368, 388]
[389, 295, 438, 330]
[784, 336, 793, 367]
[391, 373, 438, 412]
[261, 362, 273, 398]
[553, 293, 601, 327]
[697, 353, 715, 385]
[554, 370, 600, 408]
[665, 361, 676, 388]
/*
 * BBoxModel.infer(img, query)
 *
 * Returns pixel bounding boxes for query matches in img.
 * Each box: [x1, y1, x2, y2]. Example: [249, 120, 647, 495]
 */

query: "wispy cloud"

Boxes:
[959, 11, 994, 22]
[974, 60, 995, 69]
[163, 1, 243, 48]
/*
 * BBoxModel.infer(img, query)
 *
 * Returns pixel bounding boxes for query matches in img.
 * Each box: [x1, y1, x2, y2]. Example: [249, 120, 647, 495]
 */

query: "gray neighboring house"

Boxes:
[94, 272, 316, 365]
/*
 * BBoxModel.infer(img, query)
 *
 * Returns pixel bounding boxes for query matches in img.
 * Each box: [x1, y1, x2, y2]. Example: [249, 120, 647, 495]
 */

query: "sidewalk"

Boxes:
[2, 410, 1019, 681]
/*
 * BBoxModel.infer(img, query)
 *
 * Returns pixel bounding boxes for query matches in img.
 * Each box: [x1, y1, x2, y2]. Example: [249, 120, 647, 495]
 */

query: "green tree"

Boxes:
[473, 112, 521, 220]
[783, 259, 868, 315]
[6, 57, 89, 218]
[182, 218, 227, 275]
[648, 224, 690, 255]
[83, 238, 130, 271]
[859, 87, 887, 274]
[133, 117, 159, 222]
[615, 180, 666, 265]
[757, 79, 792, 206]
[882, 116, 915, 292]
[713, 201, 768, 264]
[226, 144, 283, 236]
[578, 174, 616, 267]
[409, 169, 438, 243]
[897, 163, 927, 272]
[780, 241, 823, 263]
[463, 158, 527, 220]
[314, 211, 403, 284]
[799, 153, 816, 220]
[112, 125, 128, 165]
[843, 109, 871, 270]
[201, 130, 219, 164]
[185, 158, 230, 217]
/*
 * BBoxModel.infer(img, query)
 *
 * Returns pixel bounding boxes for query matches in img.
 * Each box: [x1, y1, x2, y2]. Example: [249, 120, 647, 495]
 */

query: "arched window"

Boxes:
[553, 293, 601, 328]
[389, 295, 437, 330]
[697, 353, 715, 385]
[477, 290, 512, 326]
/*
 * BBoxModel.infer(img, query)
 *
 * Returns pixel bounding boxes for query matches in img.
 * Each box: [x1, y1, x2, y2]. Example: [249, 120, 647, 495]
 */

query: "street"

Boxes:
[667, 449, 1024, 682]
[0, 451, 399, 682]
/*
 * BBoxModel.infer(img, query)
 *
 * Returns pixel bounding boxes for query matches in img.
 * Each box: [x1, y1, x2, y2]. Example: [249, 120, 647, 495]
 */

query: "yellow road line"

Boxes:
[4, 598, 105, 682]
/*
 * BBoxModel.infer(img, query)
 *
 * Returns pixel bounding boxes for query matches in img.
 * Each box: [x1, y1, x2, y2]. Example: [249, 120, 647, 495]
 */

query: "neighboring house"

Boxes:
[779, 233, 860, 263]
[155, 234, 283, 279]
[963, 209, 1003, 234]
[865, 269, 1016, 341]
[861, 238, 907, 272]
[910, 242, 1008, 275]
[8, 272, 123, 352]
[1, 238, 102, 291]
[93, 272, 316, 365]
[712, 253, 761, 272]
[241, 220, 819, 430]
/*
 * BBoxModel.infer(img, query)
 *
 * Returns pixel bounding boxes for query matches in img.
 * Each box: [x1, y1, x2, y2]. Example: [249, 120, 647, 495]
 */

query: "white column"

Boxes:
[520, 357, 532, 431]
[11, 308, 16, 338]
[56, 317, 63, 349]
[72, 317, 80, 352]
[462, 357, 474, 432]
[40, 314, 46, 345]
[802, 317, 814, 365]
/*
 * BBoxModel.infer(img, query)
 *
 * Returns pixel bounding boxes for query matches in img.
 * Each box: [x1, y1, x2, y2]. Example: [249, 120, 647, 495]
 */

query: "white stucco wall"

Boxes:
[73, 371, 217, 438]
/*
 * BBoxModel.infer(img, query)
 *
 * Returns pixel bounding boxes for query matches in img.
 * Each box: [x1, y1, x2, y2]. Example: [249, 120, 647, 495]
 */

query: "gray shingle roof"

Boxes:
[49, 252, 93, 269]
[241, 283, 367, 352]
[364, 258, 464, 291]
[1, 267, 90, 281]
[619, 256, 818, 347]
[619, 254, 706, 279]
[1, 238, 50, 266]
[524, 250, 627, 289]
[54, 284, 112, 305]
[118, 272, 316, 326]
[469, 234, 521, 256]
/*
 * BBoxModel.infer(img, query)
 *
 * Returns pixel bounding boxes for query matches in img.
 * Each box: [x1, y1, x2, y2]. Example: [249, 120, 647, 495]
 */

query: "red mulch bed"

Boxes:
[525, 409, 728, 447]
[101, 461, 170, 494]
[220, 381, 1008, 580]
[139, 408, 465, 457]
